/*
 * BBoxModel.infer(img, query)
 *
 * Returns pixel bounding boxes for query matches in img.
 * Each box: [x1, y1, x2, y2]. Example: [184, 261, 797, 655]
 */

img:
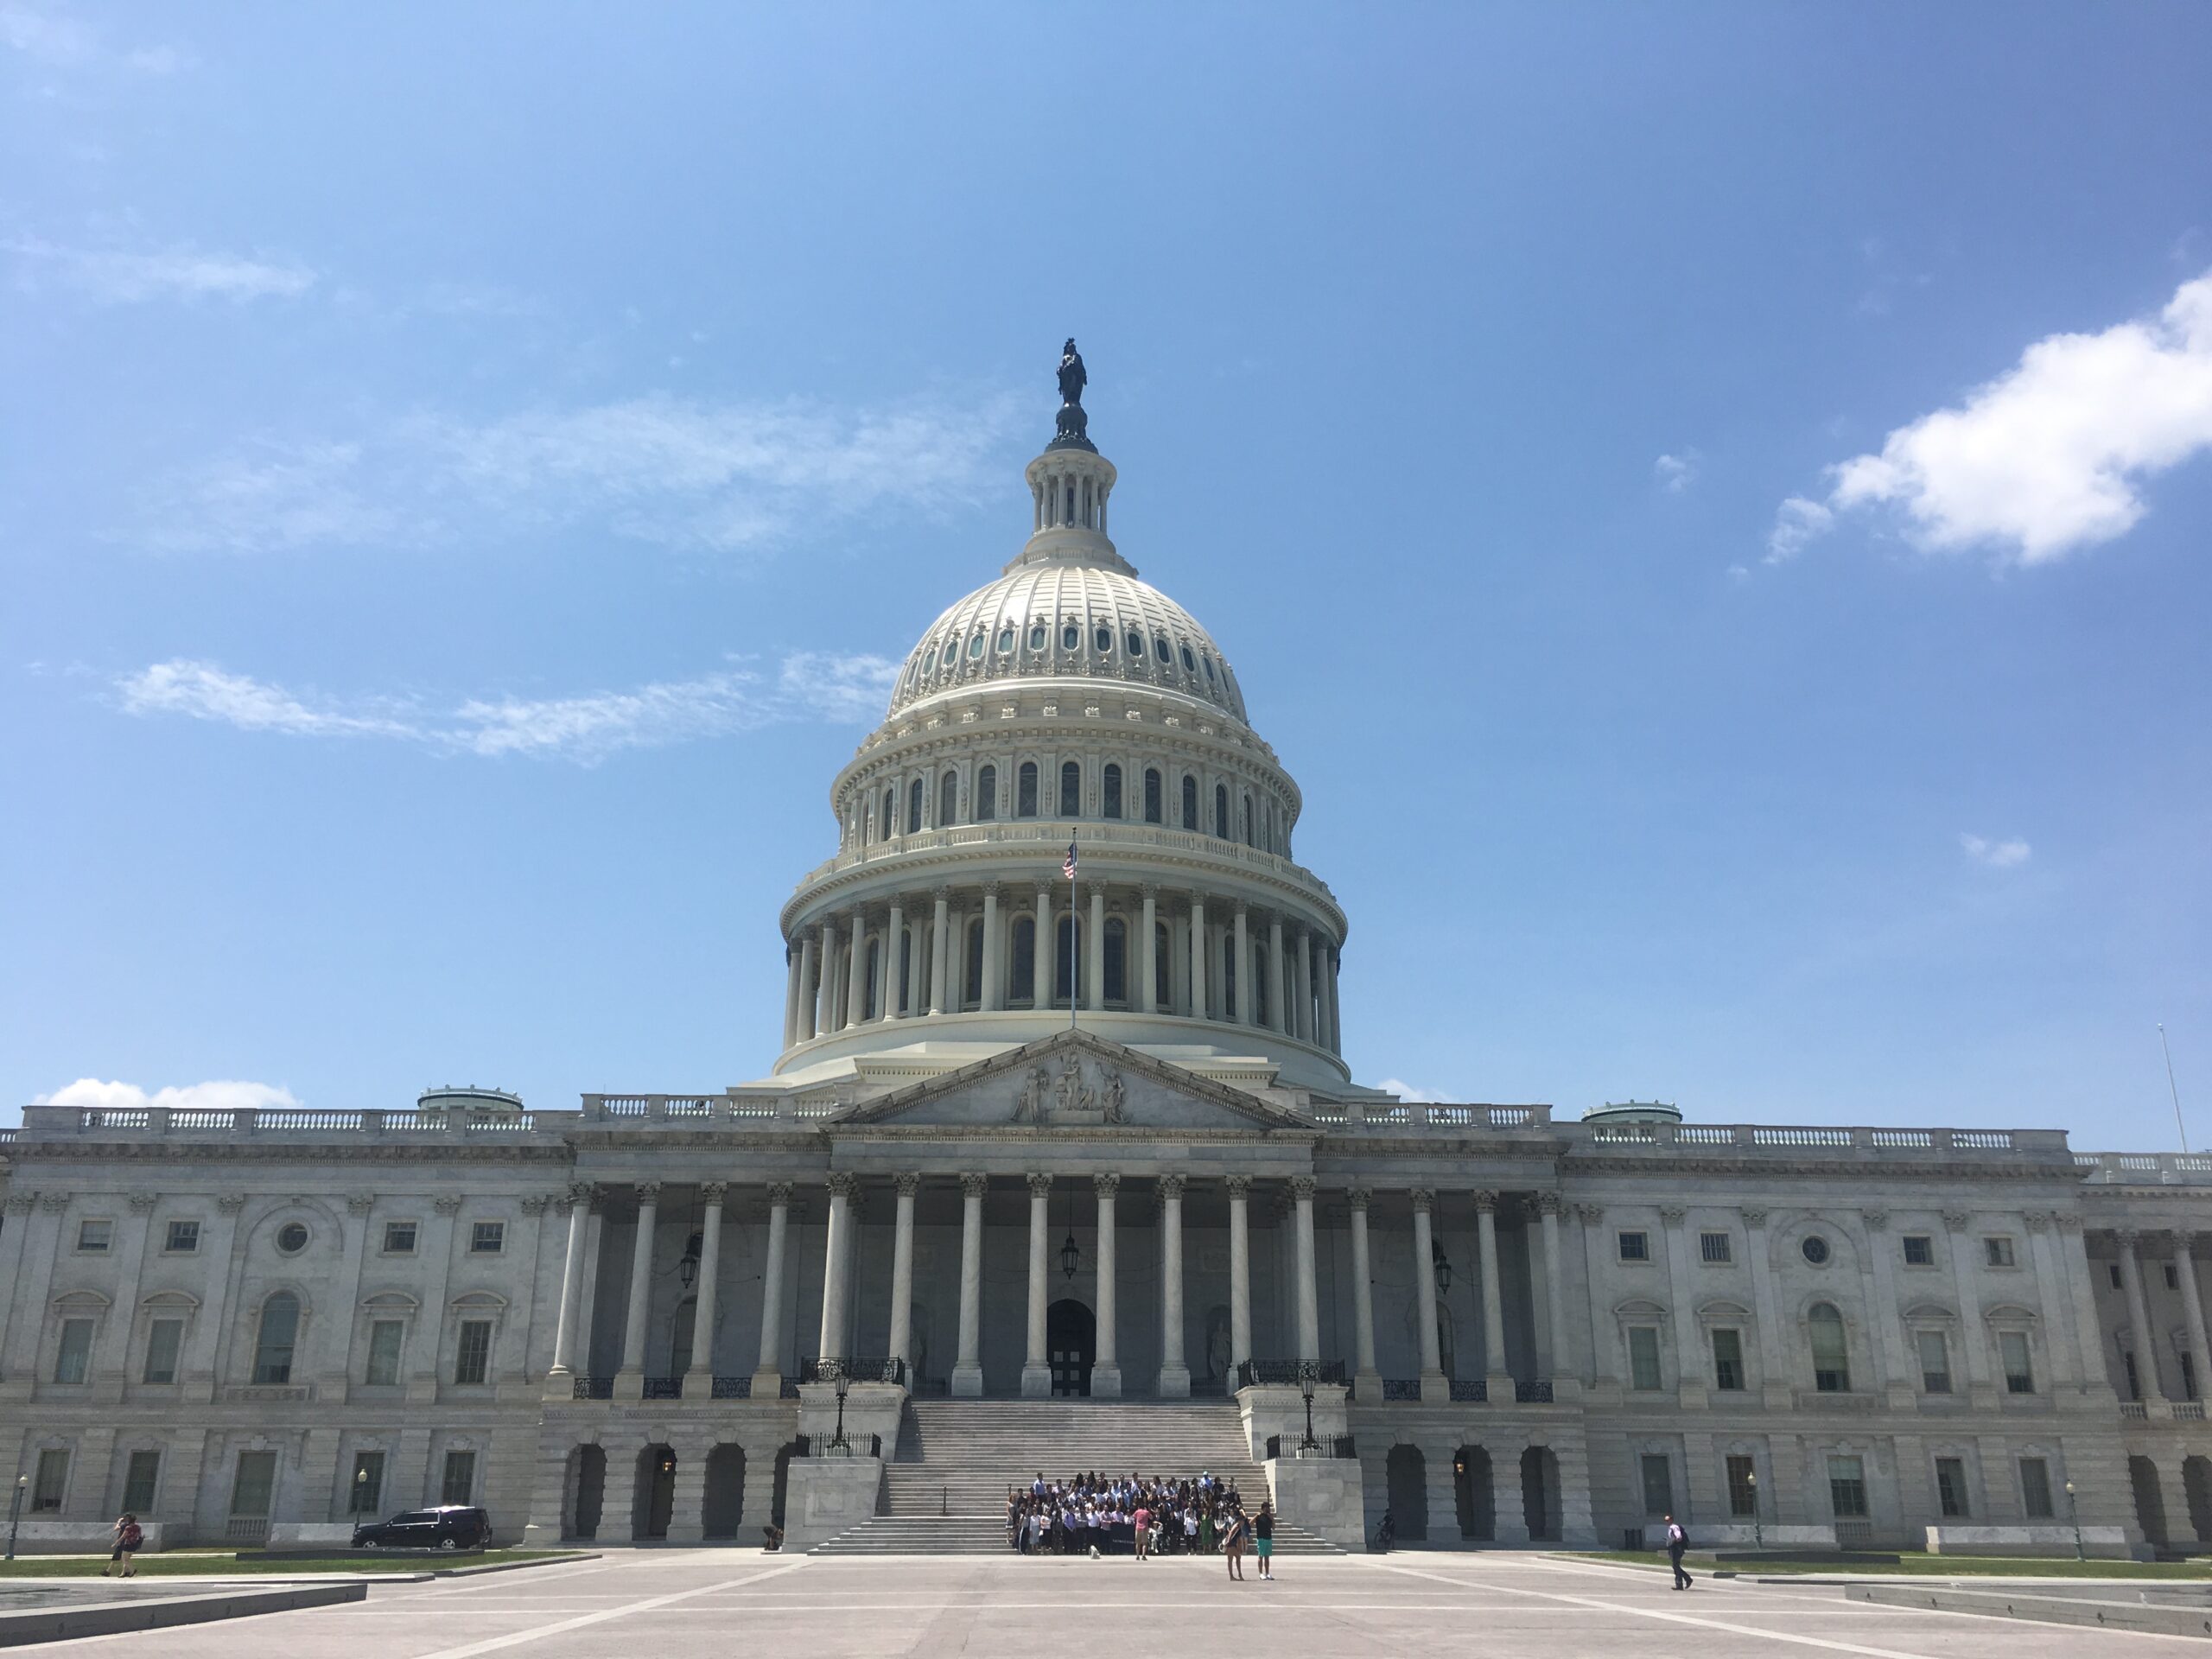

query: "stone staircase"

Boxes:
[808, 1398, 1343, 1556]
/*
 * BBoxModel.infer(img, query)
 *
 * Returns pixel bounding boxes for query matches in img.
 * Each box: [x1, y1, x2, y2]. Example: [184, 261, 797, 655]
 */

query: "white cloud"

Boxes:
[115, 652, 904, 765]
[1654, 450, 1700, 493]
[1377, 1077, 1452, 1104]
[4, 235, 313, 302]
[2, 4, 189, 73]
[1777, 269, 2212, 566]
[133, 391, 1022, 556]
[1959, 833, 2031, 869]
[35, 1077, 302, 1113]
[1765, 495, 1833, 563]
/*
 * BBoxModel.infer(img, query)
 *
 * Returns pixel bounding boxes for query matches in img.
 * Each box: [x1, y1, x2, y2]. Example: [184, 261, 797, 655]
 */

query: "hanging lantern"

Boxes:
[1431, 1236, 1453, 1296]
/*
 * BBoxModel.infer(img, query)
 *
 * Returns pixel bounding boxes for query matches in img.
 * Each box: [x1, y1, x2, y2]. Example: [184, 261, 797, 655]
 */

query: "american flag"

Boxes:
[1063, 841, 1078, 881]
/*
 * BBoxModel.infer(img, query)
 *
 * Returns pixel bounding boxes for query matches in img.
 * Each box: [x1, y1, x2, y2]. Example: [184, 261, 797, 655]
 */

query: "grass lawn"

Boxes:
[1563, 1550, 2211, 1581]
[0, 1548, 584, 1578]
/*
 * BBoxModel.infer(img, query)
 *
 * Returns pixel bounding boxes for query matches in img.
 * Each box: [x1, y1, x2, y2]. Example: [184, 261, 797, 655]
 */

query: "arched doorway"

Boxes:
[1386, 1444, 1428, 1541]
[2130, 1455, 2171, 1548]
[1521, 1446, 1560, 1541]
[702, 1445, 746, 1541]
[565, 1444, 606, 1541]
[634, 1445, 676, 1541]
[1453, 1446, 1494, 1541]
[1047, 1300, 1095, 1396]
[2186, 1456, 2212, 1546]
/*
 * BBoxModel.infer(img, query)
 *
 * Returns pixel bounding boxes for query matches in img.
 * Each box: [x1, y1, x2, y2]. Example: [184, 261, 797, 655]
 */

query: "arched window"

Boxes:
[938, 771, 958, 828]
[1214, 783, 1230, 840]
[1054, 916, 1081, 1007]
[1103, 918, 1127, 1005]
[1017, 761, 1039, 818]
[1059, 760, 1082, 817]
[1103, 763, 1122, 819]
[1808, 1303, 1850, 1393]
[1180, 775, 1199, 831]
[253, 1291, 301, 1384]
[1243, 791, 1255, 848]
[881, 785, 896, 838]
[864, 940, 880, 1020]
[977, 765, 997, 821]
[1221, 934, 1237, 1019]
[1011, 918, 1036, 1007]
[964, 920, 985, 1008]
[1154, 921, 1172, 1009]
[1144, 768, 1162, 824]
[907, 779, 924, 836]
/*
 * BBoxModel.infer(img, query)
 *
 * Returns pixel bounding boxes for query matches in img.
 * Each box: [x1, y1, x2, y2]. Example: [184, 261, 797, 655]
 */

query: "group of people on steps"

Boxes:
[1007, 1471, 1278, 1577]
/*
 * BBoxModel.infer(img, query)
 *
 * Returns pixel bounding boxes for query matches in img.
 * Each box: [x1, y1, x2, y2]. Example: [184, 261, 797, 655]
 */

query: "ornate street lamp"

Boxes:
[1746, 1468, 1761, 1551]
[6, 1473, 25, 1561]
[1298, 1360, 1320, 1453]
[2066, 1479, 2082, 1560]
[1059, 1188, 1080, 1282]
[353, 1463, 370, 1522]
[677, 1230, 702, 1292]
[1431, 1238, 1453, 1297]
[827, 1359, 853, 1456]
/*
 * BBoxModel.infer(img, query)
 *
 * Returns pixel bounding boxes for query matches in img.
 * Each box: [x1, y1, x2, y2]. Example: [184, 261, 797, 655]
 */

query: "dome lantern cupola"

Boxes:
[1014, 339, 1128, 576]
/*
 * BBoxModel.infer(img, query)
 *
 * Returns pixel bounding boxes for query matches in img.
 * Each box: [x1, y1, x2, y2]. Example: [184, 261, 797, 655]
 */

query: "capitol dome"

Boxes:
[768, 344, 1351, 1094]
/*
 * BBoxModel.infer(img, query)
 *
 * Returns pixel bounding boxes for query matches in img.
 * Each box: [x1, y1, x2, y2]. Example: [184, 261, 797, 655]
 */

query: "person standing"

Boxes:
[1223, 1504, 1249, 1580]
[1663, 1515, 1692, 1590]
[105, 1513, 143, 1578]
[1254, 1502, 1275, 1580]
[1132, 1500, 1152, 1561]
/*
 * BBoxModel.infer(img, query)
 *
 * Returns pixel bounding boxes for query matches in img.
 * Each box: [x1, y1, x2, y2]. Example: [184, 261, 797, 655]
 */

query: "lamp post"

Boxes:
[6, 1473, 26, 1561]
[353, 1464, 369, 1522]
[1298, 1360, 1319, 1453]
[2066, 1479, 2083, 1561]
[828, 1360, 852, 1456]
[1746, 1469, 1762, 1551]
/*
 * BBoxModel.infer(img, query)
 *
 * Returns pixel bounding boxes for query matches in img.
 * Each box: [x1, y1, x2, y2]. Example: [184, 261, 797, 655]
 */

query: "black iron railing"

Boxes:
[1380, 1377, 1422, 1402]
[710, 1375, 752, 1400]
[572, 1374, 615, 1400]
[1449, 1378, 1488, 1402]
[1235, 1359, 1349, 1389]
[1515, 1378, 1554, 1404]
[642, 1376, 683, 1400]
[780, 1378, 801, 1399]
[1263, 1433, 1358, 1460]
[798, 1357, 908, 1386]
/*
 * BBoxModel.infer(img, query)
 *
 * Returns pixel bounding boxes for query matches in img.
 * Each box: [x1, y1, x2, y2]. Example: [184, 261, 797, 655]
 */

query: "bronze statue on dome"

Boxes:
[1050, 338, 1094, 451]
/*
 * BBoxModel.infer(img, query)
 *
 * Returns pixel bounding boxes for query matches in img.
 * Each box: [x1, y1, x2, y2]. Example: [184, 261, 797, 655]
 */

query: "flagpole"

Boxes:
[1068, 834, 1078, 1031]
[2163, 1024, 2189, 1154]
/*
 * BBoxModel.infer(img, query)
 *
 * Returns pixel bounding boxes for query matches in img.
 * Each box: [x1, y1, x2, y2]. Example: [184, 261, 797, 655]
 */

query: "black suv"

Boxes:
[351, 1505, 491, 1551]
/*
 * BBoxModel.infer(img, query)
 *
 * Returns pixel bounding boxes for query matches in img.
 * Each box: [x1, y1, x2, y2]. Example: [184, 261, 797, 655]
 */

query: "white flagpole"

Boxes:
[1068, 836, 1078, 1031]
[2163, 1024, 2189, 1154]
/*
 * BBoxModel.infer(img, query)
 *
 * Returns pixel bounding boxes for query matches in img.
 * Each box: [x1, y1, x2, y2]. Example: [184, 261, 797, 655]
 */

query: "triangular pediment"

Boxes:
[836, 1028, 1315, 1134]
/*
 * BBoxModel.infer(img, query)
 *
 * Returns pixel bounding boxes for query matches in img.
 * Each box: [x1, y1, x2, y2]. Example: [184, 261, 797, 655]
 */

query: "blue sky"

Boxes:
[5, 3, 2209, 1146]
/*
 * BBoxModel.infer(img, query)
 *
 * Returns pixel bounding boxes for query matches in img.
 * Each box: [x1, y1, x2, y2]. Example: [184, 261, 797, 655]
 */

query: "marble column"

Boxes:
[1863, 1210, 1915, 1403]
[1475, 1191, 1511, 1394]
[929, 887, 950, 1016]
[1267, 916, 1287, 1033]
[1538, 1193, 1571, 1385]
[1088, 889, 1106, 1011]
[880, 1176, 918, 1380]
[1292, 1175, 1321, 1363]
[617, 1183, 661, 1393]
[1232, 906, 1251, 1024]
[2058, 1213, 2115, 1394]
[1659, 1205, 1703, 1394]
[1412, 1189, 1444, 1386]
[979, 887, 1001, 1013]
[1187, 898, 1208, 1020]
[783, 945, 803, 1047]
[2118, 1230, 2168, 1408]
[1140, 887, 1159, 1012]
[1293, 928, 1313, 1041]
[548, 1184, 594, 1380]
[2174, 1235, 2211, 1406]
[796, 934, 817, 1041]
[845, 912, 868, 1027]
[1226, 1175, 1253, 1376]
[1742, 1207, 1789, 1406]
[1348, 1188, 1380, 1395]
[1093, 1174, 1122, 1397]
[1944, 1210, 1995, 1402]
[1034, 883, 1053, 1007]
[818, 1173, 858, 1363]
[684, 1184, 726, 1391]
[816, 918, 837, 1033]
[953, 1174, 987, 1397]
[1159, 1175, 1190, 1395]
[1022, 1173, 1053, 1396]
[1323, 946, 1342, 1052]
[884, 901, 906, 1020]
[753, 1184, 791, 1387]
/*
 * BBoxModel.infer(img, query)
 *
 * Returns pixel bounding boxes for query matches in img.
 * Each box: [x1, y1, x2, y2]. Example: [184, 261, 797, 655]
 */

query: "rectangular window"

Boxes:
[349, 1451, 386, 1515]
[2125, 1349, 2141, 1401]
[54, 1318, 94, 1384]
[1699, 1231, 1732, 1264]
[468, 1221, 505, 1255]
[1983, 1236, 2015, 1268]
[76, 1218, 113, 1253]
[1902, 1234, 1934, 1267]
[365, 1320, 404, 1386]
[2184, 1351, 2200, 1402]
[121, 1450, 161, 1515]
[1639, 1453, 1673, 1516]
[440, 1449, 477, 1505]
[2108, 1263, 2123, 1289]
[142, 1318, 184, 1384]
[2166, 1263, 2181, 1290]
[1999, 1330, 2035, 1394]
[31, 1447, 69, 1512]
[1711, 1328, 1745, 1391]
[1618, 1230, 1649, 1262]
[454, 1319, 493, 1385]
[1628, 1326, 1662, 1392]
[1827, 1455, 1868, 1518]
[382, 1221, 417, 1255]
[1143, 769, 1161, 824]
[1726, 1453, 1758, 1517]
[230, 1450, 276, 1518]
[2019, 1458, 2054, 1519]
[1934, 1456, 1969, 1518]
[163, 1218, 200, 1254]
[1916, 1329, 1952, 1394]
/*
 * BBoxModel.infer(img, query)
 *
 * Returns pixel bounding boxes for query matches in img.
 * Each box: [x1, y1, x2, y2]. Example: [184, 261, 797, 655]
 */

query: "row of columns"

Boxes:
[2112, 1228, 2212, 1412]
[782, 888, 1343, 1054]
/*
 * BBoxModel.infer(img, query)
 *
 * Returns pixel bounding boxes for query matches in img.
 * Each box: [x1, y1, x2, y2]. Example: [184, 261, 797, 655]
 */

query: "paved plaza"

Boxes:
[21, 1552, 2200, 1658]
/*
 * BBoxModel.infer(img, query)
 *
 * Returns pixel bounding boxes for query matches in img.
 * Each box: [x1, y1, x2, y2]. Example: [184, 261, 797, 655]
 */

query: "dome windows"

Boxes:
[1094, 624, 1113, 654]
[1126, 627, 1144, 658]
[995, 625, 1015, 653]
[1061, 620, 1081, 652]
[1202, 655, 1217, 683]
[1028, 620, 1048, 652]
[1180, 644, 1198, 675]
[1016, 761, 1039, 818]
[1059, 760, 1082, 816]
[967, 632, 986, 660]
[1103, 763, 1122, 819]
[1154, 633, 1172, 664]
[940, 638, 958, 668]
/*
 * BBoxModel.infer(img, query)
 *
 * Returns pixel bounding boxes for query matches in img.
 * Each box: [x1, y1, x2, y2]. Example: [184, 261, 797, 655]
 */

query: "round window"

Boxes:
[276, 1221, 309, 1255]
[1801, 1235, 1831, 1266]
[1061, 621, 1080, 651]
[1028, 621, 1047, 652]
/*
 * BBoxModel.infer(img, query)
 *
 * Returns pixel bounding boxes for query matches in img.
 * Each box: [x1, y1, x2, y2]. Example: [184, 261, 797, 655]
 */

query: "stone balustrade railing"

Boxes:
[16, 1104, 548, 1139]
[2073, 1151, 2212, 1185]
[1569, 1122, 2069, 1156]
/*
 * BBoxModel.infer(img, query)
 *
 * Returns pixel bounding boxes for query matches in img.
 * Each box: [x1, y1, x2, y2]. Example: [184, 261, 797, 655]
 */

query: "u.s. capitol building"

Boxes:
[3, 348, 2207, 1558]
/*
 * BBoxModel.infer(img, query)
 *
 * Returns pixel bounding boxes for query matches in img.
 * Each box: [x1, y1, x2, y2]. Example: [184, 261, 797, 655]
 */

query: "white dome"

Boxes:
[888, 563, 1248, 723]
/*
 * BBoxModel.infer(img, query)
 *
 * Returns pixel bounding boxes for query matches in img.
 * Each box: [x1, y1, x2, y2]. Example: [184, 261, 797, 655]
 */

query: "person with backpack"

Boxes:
[1663, 1514, 1692, 1590]
[105, 1513, 143, 1577]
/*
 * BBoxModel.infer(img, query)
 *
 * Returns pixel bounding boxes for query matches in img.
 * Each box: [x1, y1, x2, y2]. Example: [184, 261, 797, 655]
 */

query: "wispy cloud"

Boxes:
[1, 4, 194, 74]
[1959, 832, 2031, 870]
[1770, 268, 2212, 567]
[4, 235, 314, 302]
[131, 391, 1024, 556]
[116, 652, 903, 765]
[1654, 450, 1700, 493]
[35, 1077, 302, 1113]
[1377, 1077, 1452, 1104]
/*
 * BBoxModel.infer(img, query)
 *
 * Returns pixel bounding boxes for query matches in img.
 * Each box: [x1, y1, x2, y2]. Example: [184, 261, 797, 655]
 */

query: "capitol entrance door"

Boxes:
[1047, 1299, 1095, 1396]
